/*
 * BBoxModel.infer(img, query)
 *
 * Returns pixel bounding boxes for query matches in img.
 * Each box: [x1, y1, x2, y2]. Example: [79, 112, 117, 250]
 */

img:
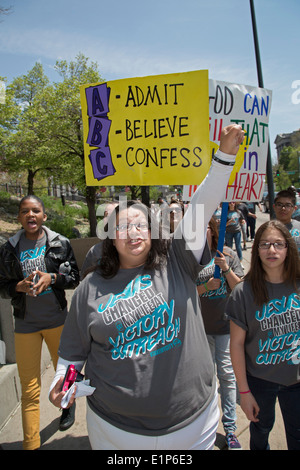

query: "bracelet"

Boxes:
[204, 283, 209, 292]
[239, 390, 251, 394]
[223, 267, 232, 275]
[212, 153, 235, 166]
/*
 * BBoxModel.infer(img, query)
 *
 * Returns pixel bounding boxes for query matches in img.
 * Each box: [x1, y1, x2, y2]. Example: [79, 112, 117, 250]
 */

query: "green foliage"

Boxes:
[38, 194, 88, 219]
[64, 203, 88, 219]
[278, 147, 293, 171]
[0, 190, 20, 214]
[0, 190, 10, 202]
[275, 146, 300, 189]
[274, 166, 292, 190]
[0, 55, 103, 194]
[0, 191, 90, 238]
[44, 214, 76, 239]
[32, 194, 89, 238]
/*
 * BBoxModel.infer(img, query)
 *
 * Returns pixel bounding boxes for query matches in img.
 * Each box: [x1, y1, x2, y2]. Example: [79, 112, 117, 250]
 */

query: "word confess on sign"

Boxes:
[80, 71, 210, 185]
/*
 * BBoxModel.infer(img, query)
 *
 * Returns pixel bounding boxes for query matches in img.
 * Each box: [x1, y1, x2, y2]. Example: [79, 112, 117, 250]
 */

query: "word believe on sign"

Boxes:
[80, 70, 210, 185]
[183, 80, 272, 203]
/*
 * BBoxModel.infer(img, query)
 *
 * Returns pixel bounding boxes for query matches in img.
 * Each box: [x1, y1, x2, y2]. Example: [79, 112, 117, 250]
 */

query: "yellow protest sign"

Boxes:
[80, 70, 209, 185]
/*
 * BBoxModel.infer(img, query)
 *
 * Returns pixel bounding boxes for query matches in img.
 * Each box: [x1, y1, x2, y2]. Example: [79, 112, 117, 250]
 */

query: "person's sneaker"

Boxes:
[226, 433, 242, 450]
[59, 402, 76, 431]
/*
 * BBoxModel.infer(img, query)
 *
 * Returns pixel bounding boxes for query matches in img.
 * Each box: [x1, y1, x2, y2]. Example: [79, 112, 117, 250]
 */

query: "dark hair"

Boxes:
[208, 217, 219, 253]
[208, 216, 231, 257]
[99, 200, 170, 278]
[169, 201, 184, 214]
[19, 195, 45, 213]
[245, 219, 300, 305]
[274, 186, 297, 206]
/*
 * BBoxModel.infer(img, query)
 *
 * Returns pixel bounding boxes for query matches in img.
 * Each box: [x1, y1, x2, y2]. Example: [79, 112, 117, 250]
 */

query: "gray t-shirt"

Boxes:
[286, 219, 300, 253]
[197, 248, 244, 335]
[59, 237, 216, 436]
[226, 209, 243, 234]
[80, 242, 103, 279]
[226, 279, 300, 386]
[15, 232, 66, 333]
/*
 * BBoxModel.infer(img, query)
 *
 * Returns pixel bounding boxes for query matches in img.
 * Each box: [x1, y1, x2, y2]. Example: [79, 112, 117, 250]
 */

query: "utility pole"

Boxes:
[249, 0, 275, 219]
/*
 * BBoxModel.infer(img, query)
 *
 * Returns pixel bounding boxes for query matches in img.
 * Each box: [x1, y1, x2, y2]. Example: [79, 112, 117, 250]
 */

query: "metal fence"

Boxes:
[0, 183, 86, 202]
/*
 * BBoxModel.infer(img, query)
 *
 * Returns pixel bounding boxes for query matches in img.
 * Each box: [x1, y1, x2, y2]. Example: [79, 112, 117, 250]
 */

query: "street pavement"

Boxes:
[0, 210, 288, 450]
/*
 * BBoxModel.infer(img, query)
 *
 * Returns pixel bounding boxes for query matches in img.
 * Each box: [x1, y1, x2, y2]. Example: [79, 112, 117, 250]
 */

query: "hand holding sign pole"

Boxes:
[214, 202, 229, 279]
[214, 126, 246, 279]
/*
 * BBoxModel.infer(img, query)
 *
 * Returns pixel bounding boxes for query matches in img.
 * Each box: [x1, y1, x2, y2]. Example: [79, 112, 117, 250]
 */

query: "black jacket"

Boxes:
[0, 226, 79, 319]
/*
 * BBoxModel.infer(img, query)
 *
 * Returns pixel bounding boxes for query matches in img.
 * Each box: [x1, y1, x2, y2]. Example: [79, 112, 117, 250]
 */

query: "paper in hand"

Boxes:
[60, 380, 96, 409]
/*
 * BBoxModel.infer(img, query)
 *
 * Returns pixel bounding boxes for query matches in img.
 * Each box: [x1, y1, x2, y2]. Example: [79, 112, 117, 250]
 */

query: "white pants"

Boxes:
[86, 389, 219, 450]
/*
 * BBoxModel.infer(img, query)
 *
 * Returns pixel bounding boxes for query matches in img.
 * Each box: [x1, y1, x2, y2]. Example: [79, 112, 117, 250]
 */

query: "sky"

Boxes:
[0, 0, 299, 161]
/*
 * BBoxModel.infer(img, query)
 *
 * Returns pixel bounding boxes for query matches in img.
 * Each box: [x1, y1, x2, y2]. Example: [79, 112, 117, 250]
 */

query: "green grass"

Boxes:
[0, 191, 90, 239]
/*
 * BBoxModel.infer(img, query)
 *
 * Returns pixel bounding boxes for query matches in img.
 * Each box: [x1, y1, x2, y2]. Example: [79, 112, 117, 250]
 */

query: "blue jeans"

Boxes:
[225, 231, 243, 261]
[207, 334, 237, 434]
[247, 375, 300, 450]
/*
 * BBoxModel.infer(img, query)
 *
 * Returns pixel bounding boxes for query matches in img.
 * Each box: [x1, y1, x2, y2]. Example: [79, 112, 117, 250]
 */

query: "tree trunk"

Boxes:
[27, 169, 34, 194]
[129, 186, 140, 200]
[141, 186, 150, 207]
[86, 186, 97, 237]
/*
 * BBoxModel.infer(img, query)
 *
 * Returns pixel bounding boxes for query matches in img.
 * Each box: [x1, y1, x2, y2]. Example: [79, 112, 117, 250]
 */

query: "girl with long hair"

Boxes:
[227, 220, 300, 450]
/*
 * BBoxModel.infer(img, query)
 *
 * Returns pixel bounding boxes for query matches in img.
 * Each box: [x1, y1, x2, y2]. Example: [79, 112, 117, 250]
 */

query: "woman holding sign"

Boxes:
[197, 217, 243, 449]
[49, 125, 245, 450]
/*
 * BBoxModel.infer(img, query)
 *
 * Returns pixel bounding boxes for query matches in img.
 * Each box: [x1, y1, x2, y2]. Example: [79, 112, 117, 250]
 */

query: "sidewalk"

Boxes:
[0, 210, 287, 450]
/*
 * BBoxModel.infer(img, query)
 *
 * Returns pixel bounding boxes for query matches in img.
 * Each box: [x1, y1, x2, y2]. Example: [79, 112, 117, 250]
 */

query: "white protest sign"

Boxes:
[183, 79, 272, 202]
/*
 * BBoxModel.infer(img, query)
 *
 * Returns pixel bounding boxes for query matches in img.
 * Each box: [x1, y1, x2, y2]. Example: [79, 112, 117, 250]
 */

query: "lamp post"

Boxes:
[249, 0, 275, 219]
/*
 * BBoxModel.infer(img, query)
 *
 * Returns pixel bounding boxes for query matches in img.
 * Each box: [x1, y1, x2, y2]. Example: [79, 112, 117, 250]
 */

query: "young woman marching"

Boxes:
[227, 220, 300, 450]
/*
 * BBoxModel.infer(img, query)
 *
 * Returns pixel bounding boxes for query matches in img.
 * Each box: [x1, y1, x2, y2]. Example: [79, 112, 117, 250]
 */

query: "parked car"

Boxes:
[261, 191, 268, 212]
[292, 194, 300, 221]
[260, 191, 277, 213]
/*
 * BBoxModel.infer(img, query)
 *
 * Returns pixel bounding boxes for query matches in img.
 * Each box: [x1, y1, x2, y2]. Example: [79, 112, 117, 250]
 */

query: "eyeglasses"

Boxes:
[169, 208, 182, 213]
[258, 242, 288, 250]
[115, 222, 149, 232]
[275, 202, 294, 209]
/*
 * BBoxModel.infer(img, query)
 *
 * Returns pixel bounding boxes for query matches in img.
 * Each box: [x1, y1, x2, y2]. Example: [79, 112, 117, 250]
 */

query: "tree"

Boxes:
[278, 146, 292, 171]
[0, 77, 20, 170]
[42, 53, 104, 236]
[286, 146, 300, 186]
[0, 5, 13, 21]
[273, 163, 291, 190]
[0, 55, 105, 235]
[12, 62, 49, 108]
[0, 64, 54, 193]
[277, 146, 300, 188]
